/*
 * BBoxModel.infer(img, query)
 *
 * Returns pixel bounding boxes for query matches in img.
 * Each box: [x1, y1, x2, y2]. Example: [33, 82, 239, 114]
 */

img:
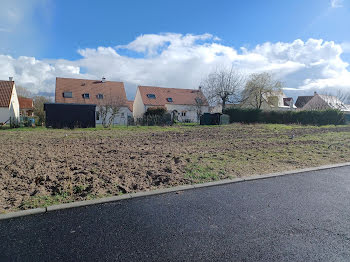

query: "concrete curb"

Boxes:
[0, 208, 46, 221]
[1, 162, 350, 221]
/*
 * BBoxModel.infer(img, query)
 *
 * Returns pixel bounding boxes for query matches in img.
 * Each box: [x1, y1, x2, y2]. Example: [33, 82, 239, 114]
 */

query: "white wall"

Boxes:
[133, 88, 146, 118]
[96, 106, 132, 126]
[9, 84, 20, 121]
[166, 104, 209, 122]
[0, 107, 9, 123]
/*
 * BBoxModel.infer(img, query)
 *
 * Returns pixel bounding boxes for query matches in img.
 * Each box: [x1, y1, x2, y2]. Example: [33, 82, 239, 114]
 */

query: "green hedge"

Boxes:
[145, 107, 167, 116]
[223, 108, 345, 126]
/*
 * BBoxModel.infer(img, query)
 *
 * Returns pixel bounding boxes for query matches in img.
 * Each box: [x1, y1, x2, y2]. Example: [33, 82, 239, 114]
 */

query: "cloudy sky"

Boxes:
[0, 0, 349, 100]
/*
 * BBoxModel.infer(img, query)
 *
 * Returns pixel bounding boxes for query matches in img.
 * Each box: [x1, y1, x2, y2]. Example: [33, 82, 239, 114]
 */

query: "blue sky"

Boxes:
[0, 0, 349, 99]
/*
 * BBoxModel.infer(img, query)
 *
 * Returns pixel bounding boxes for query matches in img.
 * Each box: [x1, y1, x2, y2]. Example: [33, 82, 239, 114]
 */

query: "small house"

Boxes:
[133, 86, 209, 122]
[300, 92, 350, 112]
[18, 97, 34, 117]
[0, 78, 20, 125]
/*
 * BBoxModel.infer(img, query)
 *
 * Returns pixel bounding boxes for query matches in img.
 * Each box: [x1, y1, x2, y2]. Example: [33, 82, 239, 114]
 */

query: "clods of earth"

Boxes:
[1, 124, 350, 212]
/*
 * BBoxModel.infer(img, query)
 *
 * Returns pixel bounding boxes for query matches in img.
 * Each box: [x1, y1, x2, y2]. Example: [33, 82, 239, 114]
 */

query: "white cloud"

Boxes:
[331, 0, 343, 8]
[0, 34, 350, 99]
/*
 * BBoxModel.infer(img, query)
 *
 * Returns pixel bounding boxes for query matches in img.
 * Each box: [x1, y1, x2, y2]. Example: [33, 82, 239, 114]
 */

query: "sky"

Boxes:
[0, 0, 349, 100]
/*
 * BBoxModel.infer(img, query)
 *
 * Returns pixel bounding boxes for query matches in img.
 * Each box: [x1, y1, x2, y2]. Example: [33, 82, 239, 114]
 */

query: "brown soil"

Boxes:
[1, 124, 350, 212]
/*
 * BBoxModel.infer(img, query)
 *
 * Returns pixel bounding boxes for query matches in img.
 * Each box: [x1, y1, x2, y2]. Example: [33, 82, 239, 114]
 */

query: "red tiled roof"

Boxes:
[138, 86, 209, 106]
[18, 97, 33, 109]
[125, 100, 133, 112]
[0, 80, 14, 107]
[55, 77, 127, 105]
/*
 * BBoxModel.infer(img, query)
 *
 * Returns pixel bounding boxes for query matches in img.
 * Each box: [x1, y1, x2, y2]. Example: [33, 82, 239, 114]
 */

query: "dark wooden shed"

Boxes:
[44, 103, 96, 128]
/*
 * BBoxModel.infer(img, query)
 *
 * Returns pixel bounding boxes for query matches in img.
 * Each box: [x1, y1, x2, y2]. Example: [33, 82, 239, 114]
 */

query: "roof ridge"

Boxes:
[138, 85, 201, 92]
[56, 77, 124, 83]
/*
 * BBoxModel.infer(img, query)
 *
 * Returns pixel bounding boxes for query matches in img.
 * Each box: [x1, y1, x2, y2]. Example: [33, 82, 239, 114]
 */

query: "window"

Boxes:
[97, 94, 104, 99]
[121, 112, 125, 117]
[181, 111, 186, 117]
[147, 94, 156, 99]
[63, 92, 72, 98]
[82, 93, 90, 99]
[166, 97, 173, 102]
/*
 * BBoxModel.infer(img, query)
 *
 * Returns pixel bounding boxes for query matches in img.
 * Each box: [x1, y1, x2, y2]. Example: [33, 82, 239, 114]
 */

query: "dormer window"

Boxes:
[166, 97, 173, 102]
[147, 94, 156, 99]
[97, 94, 104, 99]
[82, 93, 90, 99]
[63, 92, 72, 98]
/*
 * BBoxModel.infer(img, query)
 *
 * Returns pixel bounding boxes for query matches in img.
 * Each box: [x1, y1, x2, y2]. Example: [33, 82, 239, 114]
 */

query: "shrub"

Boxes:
[223, 108, 345, 126]
[145, 107, 167, 116]
[136, 113, 172, 126]
[223, 108, 261, 123]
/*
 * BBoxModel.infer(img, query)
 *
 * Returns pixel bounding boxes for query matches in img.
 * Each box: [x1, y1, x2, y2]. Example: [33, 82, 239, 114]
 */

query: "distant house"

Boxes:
[295, 96, 314, 109]
[133, 86, 209, 122]
[18, 97, 34, 117]
[300, 92, 350, 112]
[55, 77, 132, 125]
[0, 78, 20, 124]
[240, 90, 296, 110]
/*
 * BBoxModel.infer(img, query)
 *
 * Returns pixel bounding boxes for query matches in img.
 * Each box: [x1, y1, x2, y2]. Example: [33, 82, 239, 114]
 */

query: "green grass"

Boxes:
[18, 191, 111, 210]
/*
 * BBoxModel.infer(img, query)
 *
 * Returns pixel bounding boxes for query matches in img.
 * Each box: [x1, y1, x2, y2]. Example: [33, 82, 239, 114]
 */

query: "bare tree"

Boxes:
[97, 96, 126, 128]
[16, 85, 33, 98]
[241, 72, 283, 109]
[194, 96, 205, 122]
[201, 67, 244, 113]
[33, 96, 52, 125]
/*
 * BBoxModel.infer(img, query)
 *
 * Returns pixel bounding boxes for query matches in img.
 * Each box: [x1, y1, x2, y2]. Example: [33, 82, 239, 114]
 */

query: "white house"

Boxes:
[240, 90, 296, 110]
[0, 78, 20, 125]
[55, 77, 132, 125]
[133, 86, 209, 122]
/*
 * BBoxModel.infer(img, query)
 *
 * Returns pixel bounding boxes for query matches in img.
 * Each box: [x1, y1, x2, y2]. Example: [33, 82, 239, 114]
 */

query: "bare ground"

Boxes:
[1, 124, 350, 212]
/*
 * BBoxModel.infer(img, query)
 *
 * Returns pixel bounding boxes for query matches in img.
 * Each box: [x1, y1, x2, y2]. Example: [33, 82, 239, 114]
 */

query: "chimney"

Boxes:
[314, 91, 317, 96]
[9, 77, 13, 81]
[101, 77, 106, 83]
[198, 86, 202, 91]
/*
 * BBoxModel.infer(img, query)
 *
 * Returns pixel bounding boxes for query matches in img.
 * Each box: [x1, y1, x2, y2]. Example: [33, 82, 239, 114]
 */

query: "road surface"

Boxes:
[1, 166, 350, 261]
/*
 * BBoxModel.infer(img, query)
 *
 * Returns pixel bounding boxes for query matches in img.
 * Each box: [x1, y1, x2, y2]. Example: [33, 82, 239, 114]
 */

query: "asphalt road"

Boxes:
[1, 166, 350, 261]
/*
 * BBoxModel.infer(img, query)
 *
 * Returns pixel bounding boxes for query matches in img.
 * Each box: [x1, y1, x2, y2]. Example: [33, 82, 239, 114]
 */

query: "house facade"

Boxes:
[240, 90, 296, 110]
[18, 97, 34, 117]
[0, 79, 20, 124]
[133, 86, 209, 122]
[55, 77, 132, 125]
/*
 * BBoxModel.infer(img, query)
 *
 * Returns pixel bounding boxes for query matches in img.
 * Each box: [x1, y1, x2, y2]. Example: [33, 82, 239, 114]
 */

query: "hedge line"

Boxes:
[223, 108, 346, 126]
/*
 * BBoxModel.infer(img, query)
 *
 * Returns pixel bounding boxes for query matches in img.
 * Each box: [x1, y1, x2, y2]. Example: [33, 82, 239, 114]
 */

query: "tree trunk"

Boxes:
[222, 99, 226, 113]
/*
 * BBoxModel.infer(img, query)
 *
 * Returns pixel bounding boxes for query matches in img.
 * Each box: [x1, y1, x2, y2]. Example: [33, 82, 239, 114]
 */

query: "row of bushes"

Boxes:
[134, 113, 172, 126]
[223, 108, 346, 126]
